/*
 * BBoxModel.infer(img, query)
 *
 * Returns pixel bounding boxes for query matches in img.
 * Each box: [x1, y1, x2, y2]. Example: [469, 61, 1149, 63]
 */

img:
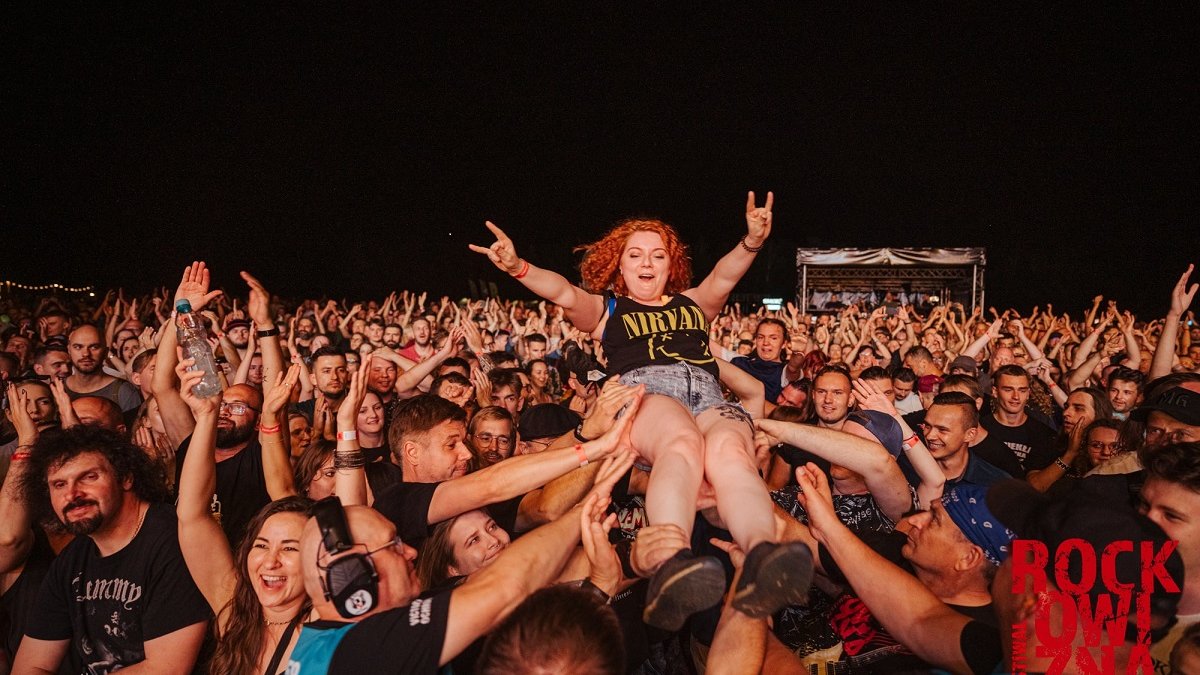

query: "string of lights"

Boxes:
[2, 280, 95, 294]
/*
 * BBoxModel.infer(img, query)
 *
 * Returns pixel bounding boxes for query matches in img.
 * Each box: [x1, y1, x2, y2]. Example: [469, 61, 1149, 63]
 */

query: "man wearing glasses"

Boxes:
[170, 383, 272, 545]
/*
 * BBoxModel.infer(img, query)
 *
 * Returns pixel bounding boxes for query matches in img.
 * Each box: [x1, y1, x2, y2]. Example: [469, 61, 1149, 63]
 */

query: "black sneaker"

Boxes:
[641, 550, 727, 631]
[732, 542, 814, 618]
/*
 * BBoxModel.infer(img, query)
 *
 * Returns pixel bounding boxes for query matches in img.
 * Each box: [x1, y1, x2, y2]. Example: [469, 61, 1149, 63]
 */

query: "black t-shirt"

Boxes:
[174, 434, 271, 546]
[288, 589, 451, 674]
[372, 481, 441, 549]
[602, 295, 718, 380]
[25, 503, 211, 674]
[970, 431, 1025, 479]
[980, 413, 1057, 473]
[0, 528, 57, 659]
[959, 619, 1005, 674]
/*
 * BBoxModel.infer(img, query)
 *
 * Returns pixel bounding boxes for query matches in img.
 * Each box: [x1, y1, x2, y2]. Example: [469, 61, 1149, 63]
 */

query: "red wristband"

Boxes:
[10, 452, 31, 462]
[511, 259, 531, 280]
[257, 424, 281, 434]
[574, 443, 589, 467]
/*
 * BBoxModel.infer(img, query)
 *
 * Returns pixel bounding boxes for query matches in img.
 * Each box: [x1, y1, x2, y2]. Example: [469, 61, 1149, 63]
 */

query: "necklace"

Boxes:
[132, 503, 147, 540]
[264, 618, 291, 626]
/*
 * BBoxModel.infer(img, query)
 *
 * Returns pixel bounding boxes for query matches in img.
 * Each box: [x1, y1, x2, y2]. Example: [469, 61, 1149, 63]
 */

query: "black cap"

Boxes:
[518, 404, 582, 441]
[1130, 386, 1200, 426]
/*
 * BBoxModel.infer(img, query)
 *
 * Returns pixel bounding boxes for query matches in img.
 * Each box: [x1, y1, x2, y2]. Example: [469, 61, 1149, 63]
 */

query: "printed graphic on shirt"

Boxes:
[619, 306, 713, 365]
[409, 598, 432, 626]
[71, 572, 146, 672]
[1001, 441, 1032, 464]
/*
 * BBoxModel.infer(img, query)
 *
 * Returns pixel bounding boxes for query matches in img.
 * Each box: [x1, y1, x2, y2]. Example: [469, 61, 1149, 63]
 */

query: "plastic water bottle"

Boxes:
[175, 300, 222, 398]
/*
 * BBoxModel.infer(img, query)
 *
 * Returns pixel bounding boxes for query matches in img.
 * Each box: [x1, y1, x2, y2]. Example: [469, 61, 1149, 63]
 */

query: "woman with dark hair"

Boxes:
[526, 359, 555, 405]
[294, 441, 336, 501]
[176, 363, 312, 674]
[471, 193, 812, 630]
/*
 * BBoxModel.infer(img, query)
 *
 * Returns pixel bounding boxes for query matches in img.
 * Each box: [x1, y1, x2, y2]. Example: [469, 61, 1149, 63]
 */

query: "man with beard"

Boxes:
[293, 315, 319, 357]
[383, 323, 403, 350]
[398, 317, 435, 363]
[14, 425, 210, 673]
[224, 318, 251, 351]
[62, 325, 142, 413]
[295, 346, 349, 433]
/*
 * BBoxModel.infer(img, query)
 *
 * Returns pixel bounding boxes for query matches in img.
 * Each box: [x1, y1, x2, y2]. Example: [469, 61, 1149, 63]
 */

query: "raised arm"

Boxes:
[852, 378, 945, 509]
[332, 358, 373, 507]
[470, 221, 605, 331]
[686, 192, 773, 319]
[173, 363, 238, 626]
[151, 262, 224, 447]
[795, 465, 975, 674]
[0, 385, 37, 574]
[1149, 265, 1196, 380]
[259, 365, 301, 500]
[243, 272, 285, 392]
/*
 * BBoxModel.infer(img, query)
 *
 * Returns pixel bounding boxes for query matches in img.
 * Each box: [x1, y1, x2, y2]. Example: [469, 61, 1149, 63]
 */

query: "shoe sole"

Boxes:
[732, 543, 814, 618]
[642, 558, 727, 632]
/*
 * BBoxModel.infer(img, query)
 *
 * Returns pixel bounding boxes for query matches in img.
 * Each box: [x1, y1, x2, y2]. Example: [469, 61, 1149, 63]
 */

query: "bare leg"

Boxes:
[696, 408, 775, 551]
[631, 394, 706, 543]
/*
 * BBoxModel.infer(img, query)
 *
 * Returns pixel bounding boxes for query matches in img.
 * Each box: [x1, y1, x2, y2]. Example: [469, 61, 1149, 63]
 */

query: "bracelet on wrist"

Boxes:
[255, 326, 280, 338]
[574, 443, 589, 468]
[257, 423, 281, 434]
[579, 578, 613, 605]
[1054, 457, 1080, 478]
[333, 449, 366, 470]
[336, 430, 358, 442]
[11, 451, 32, 462]
[573, 423, 592, 443]
[510, 259, 531, 280]
[739, 236, 765, 253]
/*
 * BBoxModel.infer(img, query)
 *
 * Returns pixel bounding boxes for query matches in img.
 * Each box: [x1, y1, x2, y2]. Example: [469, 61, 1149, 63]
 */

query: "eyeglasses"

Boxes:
[219, 401, 259, 415]
[473, 433, 512, 448]
[1087, 441, 1122, 454]
[316, 536, 404, 568]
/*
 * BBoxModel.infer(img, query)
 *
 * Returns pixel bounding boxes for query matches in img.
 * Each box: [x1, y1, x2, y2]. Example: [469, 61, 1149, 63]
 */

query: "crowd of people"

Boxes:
[0, 200, 1198, 673]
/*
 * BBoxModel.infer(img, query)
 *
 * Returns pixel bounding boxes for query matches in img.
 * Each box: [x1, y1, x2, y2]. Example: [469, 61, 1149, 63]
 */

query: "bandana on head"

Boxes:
[940, 484, 1015, 566]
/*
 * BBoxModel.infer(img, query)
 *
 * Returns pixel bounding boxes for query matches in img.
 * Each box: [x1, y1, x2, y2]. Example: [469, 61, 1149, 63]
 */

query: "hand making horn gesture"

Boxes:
[743, 190, 774, 248]
[468, 221, 523, 275]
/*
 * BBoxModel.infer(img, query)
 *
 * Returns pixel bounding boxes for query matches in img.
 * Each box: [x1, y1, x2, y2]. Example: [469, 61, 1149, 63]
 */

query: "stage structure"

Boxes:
[797, 248, 986, 313]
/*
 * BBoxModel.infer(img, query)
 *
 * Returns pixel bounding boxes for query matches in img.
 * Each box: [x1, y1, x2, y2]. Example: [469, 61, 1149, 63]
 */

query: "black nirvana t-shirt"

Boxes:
[174, 434, 271, 546]
[25, 503, 211, 674]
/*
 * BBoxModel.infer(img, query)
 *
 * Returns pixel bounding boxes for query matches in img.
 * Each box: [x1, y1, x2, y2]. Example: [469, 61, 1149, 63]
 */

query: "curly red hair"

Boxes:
[575, 219, 693, 295]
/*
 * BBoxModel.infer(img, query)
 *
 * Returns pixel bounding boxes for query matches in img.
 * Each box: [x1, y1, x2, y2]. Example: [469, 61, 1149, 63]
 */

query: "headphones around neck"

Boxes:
[311, 497, 379, 619]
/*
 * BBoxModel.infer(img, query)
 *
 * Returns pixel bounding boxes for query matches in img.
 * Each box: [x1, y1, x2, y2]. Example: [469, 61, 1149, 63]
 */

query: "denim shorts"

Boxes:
[619, 362, 750, 424]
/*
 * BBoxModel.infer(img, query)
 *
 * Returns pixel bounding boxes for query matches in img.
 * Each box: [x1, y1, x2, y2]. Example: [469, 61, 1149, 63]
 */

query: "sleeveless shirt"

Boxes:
[602, 294, 718, 380]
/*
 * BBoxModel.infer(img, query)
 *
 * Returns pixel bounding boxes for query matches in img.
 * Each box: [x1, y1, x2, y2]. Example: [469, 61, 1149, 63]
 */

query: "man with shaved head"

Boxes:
[72, 396, 127, 435]
[62, 324, 142, 413]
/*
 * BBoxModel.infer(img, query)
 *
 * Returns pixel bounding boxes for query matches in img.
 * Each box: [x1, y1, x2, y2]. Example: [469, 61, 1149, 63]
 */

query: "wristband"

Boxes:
[579, 578, 613, 605]
[333, 449, 366, 470]
[902, 433, 920, 450]
[336, 430, 358, 441]
[257, 424, 281, 434]
[255, 326, 280, 338]
[511, 259, 531, 279]
[1048, 381, 1058, 389]
[1054, 458, 1079, 478]
[739, 236, 765, 253]
[573, 423, 592, 443]
[574, 443, 589, 468]
[10, 452, 31, 462]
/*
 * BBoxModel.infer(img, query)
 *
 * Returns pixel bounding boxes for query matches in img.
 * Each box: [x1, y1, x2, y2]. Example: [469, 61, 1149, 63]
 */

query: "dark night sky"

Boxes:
[3, 6, 1197, 315]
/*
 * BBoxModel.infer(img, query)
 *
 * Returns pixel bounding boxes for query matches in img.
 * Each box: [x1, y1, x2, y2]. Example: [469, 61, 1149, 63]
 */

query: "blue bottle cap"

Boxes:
[175, 299, 193, 313]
